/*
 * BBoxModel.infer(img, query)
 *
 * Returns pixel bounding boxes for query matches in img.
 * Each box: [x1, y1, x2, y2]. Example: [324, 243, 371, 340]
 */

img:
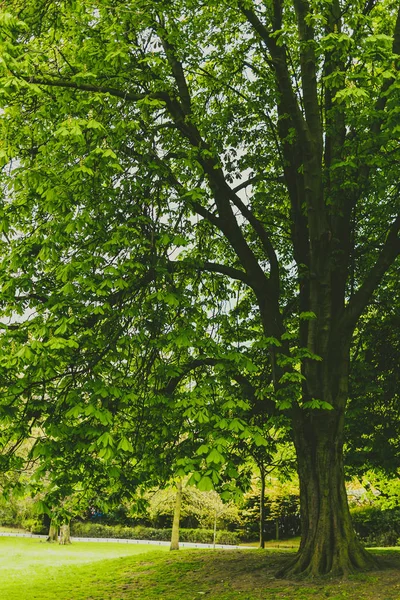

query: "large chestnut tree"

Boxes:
[0, 0, 399, 577]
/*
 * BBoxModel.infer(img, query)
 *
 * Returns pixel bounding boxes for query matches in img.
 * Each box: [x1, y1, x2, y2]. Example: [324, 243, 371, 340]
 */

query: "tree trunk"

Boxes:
[259, 469, 266, 549]
[170, 480, 182, 551]
[59, 523, 71, 545]
[46, 520, 58, 543]
[278, 407, 376, 577]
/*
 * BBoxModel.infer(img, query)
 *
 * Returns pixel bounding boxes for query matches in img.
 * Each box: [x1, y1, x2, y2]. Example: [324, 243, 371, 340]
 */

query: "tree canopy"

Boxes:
[0, 0, 399, 578]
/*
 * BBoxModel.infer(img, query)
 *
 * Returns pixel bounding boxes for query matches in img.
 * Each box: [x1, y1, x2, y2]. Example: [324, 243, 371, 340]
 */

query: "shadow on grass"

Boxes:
[118, 548, 400, 600]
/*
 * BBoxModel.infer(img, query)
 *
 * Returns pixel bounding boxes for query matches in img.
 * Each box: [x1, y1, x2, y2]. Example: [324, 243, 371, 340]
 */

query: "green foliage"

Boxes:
[23, 518, 47, 535]
[70, 522, 241, 545]
[147, 485, 241, 530]
[347, 289, 400, 474]
[350, 505, 400, 547]
[240, 478, 300, 541]
[0, 492, 35, 528]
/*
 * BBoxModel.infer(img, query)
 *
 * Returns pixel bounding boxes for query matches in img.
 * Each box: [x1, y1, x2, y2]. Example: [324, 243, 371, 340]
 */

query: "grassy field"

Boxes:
[1, 537, 400, 599]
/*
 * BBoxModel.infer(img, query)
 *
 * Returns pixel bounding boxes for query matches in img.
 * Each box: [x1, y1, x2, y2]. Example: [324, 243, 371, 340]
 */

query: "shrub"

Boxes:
[350, 506, 400, 546]
[70, 522, 241, 544]
[215, 530, 241, 545]
[23, 519, 47, 535]
[0, 494, 36, 528]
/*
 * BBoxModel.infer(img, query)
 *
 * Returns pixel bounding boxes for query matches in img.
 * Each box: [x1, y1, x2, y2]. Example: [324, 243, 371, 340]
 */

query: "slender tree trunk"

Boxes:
[278, 405, 376, 577]
[46, 520, 58, 543]
[170, 480, 182, 551]
[259, 469, 266, 549]
[59, 523, 71, 545]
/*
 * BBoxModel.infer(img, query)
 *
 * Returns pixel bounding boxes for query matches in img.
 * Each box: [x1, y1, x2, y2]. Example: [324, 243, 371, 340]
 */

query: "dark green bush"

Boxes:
[70, 522, 241, 545]
[350, 506, 400, 547]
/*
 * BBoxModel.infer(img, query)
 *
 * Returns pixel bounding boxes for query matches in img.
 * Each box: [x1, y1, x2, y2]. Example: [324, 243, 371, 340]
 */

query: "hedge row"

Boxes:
[70, 522, 241, 545]
[23, 506, 400, 547]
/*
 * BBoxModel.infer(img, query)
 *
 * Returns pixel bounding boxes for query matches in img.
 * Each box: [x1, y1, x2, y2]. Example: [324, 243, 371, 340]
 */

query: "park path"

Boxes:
[0, 531, 250, 550]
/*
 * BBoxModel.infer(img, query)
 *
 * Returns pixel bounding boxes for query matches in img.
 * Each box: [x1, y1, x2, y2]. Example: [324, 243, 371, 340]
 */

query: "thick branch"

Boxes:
[239, 0, 311, 295]
[293, 0, 322, 152]
[227, 193, 280, 290]
[202, 262, 250, 284]
[341, 213, 400, 333]
[162, 96, 274, 296]
[158, 27, 192, 115]
[168, 259, 250, 284]
[239, 1, 306, 138]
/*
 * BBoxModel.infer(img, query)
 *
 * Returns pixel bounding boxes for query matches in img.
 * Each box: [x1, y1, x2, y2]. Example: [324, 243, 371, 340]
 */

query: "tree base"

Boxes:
[275, 545, 378, 579]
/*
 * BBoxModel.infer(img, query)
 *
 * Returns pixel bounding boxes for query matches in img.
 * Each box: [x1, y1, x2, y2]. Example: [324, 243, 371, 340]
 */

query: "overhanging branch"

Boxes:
[20, 76, 168, 103]
[202, 262, 250, 284]
[162, 357, 277, 416]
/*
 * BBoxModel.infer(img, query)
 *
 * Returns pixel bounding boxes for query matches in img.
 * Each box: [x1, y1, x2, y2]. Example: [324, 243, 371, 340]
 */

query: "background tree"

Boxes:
[0, 0, 399, 577]
[148, 484, 241, 531]
[346, 278, 400, 474]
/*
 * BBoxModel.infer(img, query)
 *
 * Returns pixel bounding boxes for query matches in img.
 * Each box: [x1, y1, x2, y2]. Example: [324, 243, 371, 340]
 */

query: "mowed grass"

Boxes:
[0, 537, 169, 599]
[2, 537, 400, 600]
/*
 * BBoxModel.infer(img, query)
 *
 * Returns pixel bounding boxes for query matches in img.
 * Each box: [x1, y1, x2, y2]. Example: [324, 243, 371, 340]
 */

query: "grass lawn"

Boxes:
[2, 537, 400, 600]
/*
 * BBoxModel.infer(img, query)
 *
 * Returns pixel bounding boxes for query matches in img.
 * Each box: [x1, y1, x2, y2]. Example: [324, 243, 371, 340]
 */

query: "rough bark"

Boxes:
[59, 523, 71, 545]
[46, 520, 58, 543]
[278, 405, 376, 578]
[170, 480, 182, 551]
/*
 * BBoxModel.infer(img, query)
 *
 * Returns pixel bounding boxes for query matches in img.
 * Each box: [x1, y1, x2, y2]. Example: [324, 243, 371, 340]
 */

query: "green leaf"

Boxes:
[206, 448, 224, 464]
[117, 437, 133, 452]
[302, 399, 334, 410]
[197, 476, 214, 492]
[299, 312, 317, 321]
[97, 432, 114, 448]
